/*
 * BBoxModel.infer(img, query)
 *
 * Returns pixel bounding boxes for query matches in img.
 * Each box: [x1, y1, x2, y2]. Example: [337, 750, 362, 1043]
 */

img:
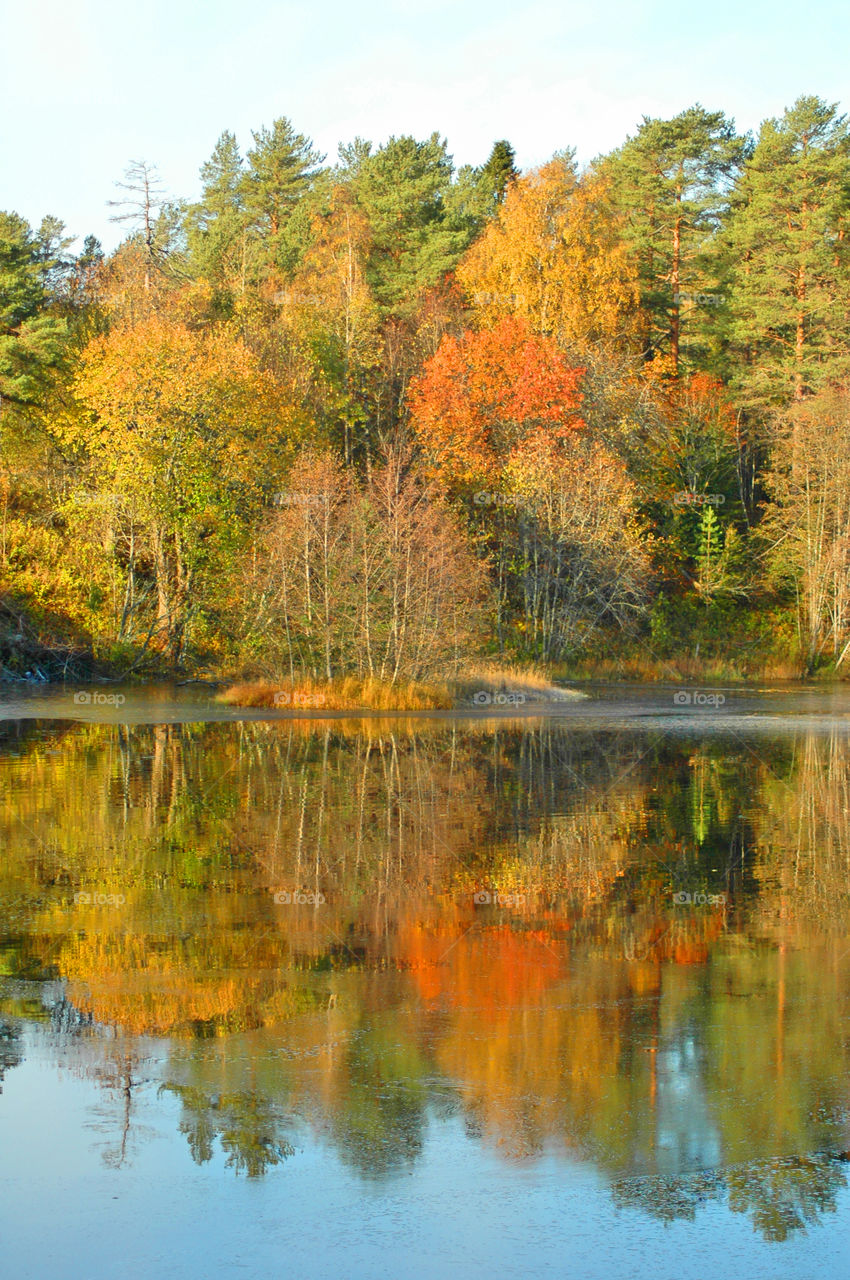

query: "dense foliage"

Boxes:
[2, 97, 850, 681]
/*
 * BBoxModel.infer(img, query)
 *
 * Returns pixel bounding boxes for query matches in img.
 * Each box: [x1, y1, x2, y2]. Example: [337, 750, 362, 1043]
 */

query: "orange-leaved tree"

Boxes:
[406, 315, 585, 492]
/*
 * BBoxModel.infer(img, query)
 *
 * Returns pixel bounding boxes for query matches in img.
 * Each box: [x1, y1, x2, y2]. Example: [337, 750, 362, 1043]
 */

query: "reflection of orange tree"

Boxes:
[5, 719, 738, 1040]
[401, 918, 653, 1163]
[11, 918, 850, 1232]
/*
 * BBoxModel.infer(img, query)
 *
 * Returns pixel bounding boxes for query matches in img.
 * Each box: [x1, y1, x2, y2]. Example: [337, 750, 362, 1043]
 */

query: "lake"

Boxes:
[1, 682, 849, 1278]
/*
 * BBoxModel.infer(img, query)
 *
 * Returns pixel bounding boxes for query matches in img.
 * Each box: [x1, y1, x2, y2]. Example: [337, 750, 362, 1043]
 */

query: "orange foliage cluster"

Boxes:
[407, 316, 585, 488]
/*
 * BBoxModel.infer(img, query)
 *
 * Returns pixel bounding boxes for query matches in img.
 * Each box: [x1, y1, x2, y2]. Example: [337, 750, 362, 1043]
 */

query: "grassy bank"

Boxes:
[554, 654, 810, 684]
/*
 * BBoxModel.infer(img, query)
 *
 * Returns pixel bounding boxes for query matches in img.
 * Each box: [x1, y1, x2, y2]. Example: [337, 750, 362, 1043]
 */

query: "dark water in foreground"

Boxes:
[1, 683, 850, 1278]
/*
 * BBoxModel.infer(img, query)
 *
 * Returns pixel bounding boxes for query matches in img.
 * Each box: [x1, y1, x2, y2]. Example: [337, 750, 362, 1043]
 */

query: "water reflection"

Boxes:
[1, 716, 850, 1240]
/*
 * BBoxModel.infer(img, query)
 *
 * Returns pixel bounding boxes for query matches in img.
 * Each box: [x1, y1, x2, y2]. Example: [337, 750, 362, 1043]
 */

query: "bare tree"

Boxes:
[246, 446, 487, 682]
[108, 160, 166, 291]
[763, 387, 850, 673]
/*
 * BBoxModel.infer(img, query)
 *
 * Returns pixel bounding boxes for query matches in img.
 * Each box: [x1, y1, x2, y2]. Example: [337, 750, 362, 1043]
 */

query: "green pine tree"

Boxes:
[242, 117, 325, 274]
[478, 139, 519, 209]
[604, 106, 748, 373]
[445, 140, 519, 240]
[0, 211, 70, 406]
[694, 505, 747, 601]
[350, 133, 470, 315]
[724, 96, 850, 408]
[187, 131, 248, 294]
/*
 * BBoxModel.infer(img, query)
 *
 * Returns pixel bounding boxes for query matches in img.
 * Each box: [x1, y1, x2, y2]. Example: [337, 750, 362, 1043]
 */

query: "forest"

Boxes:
[2, 94, 850, 686]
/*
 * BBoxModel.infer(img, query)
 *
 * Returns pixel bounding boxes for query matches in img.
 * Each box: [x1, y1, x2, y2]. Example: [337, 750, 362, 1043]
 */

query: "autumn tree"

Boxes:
[246, 446, 487, 681]
[504, 434, 653, 658]
[409, 317, 653, 656]
[407, 315, 585, 490]
[762, 385, 850, 671]
[458, 158, 641, 354]
[276, 184, 383, 463]
[71, 317, 300, 664]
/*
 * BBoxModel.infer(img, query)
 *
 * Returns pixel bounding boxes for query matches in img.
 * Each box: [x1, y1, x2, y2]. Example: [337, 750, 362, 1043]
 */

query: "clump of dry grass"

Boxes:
[218, 675, 454, 711]
[218, 666, 583, 712]
[453, 664, 585, 704]
[758, 658, 807, 680]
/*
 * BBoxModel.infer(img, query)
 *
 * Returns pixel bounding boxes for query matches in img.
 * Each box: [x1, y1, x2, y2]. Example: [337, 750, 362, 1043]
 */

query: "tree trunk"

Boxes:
[670, 211, 681, 374]
[153, 527, 171, 651]
[795, 263, 806, 400]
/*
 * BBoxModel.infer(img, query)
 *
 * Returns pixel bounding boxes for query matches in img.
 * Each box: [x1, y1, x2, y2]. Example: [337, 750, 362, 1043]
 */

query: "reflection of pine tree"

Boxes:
[160, 1083, 294, 1177]
[330, 1026, 429, 1181]
[160, 1084, 217, 1165]
[612, 1169, 724, 1222]
[612, 1155, 847, 1240]
[0, 1019, 22, 1093]
[219, 1092, 294, 1178]
[726, 1155, 847, 1242]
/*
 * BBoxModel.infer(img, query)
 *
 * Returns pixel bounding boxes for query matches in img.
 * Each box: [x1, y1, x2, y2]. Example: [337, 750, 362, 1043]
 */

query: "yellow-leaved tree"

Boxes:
[457, 157, 641, 355]
[70, 316, 301, 664]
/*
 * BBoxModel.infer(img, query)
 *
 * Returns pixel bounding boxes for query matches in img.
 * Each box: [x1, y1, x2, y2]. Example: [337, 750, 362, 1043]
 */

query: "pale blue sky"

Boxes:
[1, 0, 847, 250]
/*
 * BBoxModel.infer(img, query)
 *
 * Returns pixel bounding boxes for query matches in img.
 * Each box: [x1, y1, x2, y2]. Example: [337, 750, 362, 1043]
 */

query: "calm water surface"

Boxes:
[1, 683, 849, 1278]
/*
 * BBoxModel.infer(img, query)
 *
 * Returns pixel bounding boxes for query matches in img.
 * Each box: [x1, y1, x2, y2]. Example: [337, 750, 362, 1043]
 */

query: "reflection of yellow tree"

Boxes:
[751, 731, 850, 939]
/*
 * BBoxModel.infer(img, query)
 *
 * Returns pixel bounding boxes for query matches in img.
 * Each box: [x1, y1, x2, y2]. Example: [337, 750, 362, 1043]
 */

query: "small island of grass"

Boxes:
[218, 667, 585, 712]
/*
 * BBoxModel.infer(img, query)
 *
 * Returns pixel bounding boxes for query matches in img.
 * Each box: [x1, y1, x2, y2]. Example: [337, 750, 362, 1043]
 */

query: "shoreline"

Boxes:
[3, 680, 850, 733]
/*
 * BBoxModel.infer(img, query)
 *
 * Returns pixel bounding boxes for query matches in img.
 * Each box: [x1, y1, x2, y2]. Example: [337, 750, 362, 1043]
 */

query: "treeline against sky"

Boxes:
[2, 96, 850, 678]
